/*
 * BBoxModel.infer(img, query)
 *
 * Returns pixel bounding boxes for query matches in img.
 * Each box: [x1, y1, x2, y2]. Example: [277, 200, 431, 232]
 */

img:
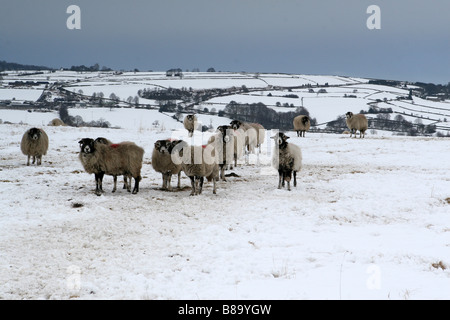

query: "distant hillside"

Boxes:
[0, 60, 53, 72]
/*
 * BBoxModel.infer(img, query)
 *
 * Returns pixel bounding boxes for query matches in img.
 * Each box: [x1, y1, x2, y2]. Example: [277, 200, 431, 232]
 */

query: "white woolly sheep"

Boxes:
[183, 114, 198, 137]
[208, 125, 235, 181]
[151, 139, 183, 191]
[94, 137, 132, 192]
[20, 127, 49, 166]
[293, 115, 310, 137]
[271, 132, 302, 191]
[230, 120, 257, 164]
[345, 112, 368, 138]
[172, 140, 219, 196]
[48, 118, 65, 126]
[248, 122, 266, 153]
[78, 138, 144, 195]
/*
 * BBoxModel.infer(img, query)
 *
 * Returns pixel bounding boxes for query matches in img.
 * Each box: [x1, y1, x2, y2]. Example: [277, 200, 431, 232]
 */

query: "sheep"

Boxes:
[20, 127, 49, 166]
[230, 120, 257, 164]
[208, 125, 235, 181]
[48, 118, 65, 126]
[248, 122, 266, 153]
[183, 114, 198, 137]
[345, 112, 368, 138]
[172, 140, 219, 196]
[94, 137, 132, 192]
[151, 139, 183, 191]
[78, 138, 144, 196]
[270, 132, 302, 191]
[293, 115, 310, 137]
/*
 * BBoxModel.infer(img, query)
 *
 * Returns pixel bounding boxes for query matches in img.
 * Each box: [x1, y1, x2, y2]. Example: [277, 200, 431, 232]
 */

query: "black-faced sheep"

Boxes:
[271, 132, 302, 191]
[20, 127, 49, 166]
[172, 140, 219, 196]
[94, 137, 131, 192]
[183, 114, 198, 137]
[293, 115, 310, 137]
[345, 112, 368, 138]
[230, 120, 257, 163]
[78, 138, 144, 196]
[151, 139, 183, 191]
[208, 125, 235, 181]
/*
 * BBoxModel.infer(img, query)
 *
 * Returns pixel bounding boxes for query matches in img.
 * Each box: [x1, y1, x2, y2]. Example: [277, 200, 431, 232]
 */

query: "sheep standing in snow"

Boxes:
[173, 140, 219, 196]
[345, 112, 368, 138]
[20, 127, 49, 166]
[95, 137, 131, 192]
[208, 125, 235, 181]
[78, 138, 144, 195]
[183, 114, 198, 137]
[230, 120, 257, 163]
[48, 118, 65, 126]
[271, 132, 302, 191]
[293, 115, 310, 137]
[248, 122, 266, 153]
[151, 139, 183, 191]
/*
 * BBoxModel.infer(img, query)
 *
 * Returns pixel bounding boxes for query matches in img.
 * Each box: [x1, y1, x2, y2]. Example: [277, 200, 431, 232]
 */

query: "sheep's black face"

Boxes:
[186, 114, 195, 121]
[169, 140, 183, 153]
[346, 112, 353, 119]
[302, 116, 309, 125]
[217, 125, 232, 143]
[271, 132, 289, 147]
[155, 140, 171, 154]
[230, 120, 242, 130]
[28, 128, 41, 141]
[79, 138, 95, 154]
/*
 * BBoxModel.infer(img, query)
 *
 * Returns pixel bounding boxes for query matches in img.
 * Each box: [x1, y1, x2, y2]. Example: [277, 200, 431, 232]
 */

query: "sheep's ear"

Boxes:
[285, 136, 290, 140]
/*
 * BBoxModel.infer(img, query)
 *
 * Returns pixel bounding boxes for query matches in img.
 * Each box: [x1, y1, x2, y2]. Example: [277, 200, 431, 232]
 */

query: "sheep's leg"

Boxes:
[26, 155, 30, 166]
[126, 175, 132, 192]
[293, 171, 297, 187]
[278, 170, 283, 189]
[122, 175, 129, 190]
[198, 176, 204, 195]
[37, 155, 42, 165]
[132, 176, 140, 194]
[112, 175, 117, 193]
[177, 172, 181, 189]
[212, 176, 217, 194]
[220, 164, 226, 181]
[32, 155, 36, 165]
[95, 172, 104, 196]
[189, 176, 196, 196]
[167, 173, 173, 191]
[161, 173, 167, 190]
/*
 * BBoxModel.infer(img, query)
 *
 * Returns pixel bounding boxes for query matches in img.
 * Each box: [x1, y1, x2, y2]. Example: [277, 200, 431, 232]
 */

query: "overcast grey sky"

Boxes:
[1, 0, 449, 83]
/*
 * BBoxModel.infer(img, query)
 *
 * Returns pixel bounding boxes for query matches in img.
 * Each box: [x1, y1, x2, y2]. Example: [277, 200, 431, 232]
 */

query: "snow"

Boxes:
[1, 108, 449, 300]
[0, 88, 44, 102]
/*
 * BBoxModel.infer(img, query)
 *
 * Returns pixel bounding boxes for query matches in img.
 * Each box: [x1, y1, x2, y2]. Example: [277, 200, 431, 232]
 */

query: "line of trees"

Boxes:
[222, 101, 316, 131]
[326, 113, 437, 136]
[59, 105, 110, 128]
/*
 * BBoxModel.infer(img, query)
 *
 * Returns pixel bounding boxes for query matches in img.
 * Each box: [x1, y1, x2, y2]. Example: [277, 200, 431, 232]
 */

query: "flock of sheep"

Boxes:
[19, 111, 368, 196]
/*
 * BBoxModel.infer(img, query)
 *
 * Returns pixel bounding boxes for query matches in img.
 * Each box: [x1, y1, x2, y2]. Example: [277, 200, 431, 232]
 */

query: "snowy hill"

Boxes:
[1, 70, 449, 135]
[0, 71, 450, 300]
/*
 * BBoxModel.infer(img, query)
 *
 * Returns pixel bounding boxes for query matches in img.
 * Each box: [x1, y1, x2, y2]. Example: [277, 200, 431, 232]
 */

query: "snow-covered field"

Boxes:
[0, 108, 449, 300]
